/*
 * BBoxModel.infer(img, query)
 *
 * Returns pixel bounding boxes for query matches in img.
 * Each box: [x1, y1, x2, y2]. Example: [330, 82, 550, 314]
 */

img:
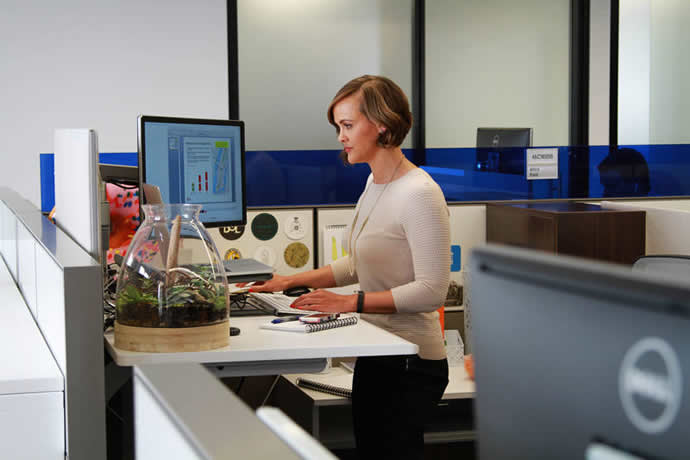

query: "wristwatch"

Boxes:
[356, 290, 365, 313]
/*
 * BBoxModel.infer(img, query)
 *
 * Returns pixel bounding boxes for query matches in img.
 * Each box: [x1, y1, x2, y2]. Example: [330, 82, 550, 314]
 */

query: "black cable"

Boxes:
[236, 376, 246, 394]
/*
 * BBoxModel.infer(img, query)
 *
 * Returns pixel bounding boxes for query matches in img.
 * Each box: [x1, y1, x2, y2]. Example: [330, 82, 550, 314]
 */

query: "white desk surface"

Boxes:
[284, 364, 475, 406]
[0, 260, 63, 394]
[104, 316, 418, 367]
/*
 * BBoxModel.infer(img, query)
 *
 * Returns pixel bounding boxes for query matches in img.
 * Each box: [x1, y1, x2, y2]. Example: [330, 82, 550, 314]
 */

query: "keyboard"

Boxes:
[248, 292, 320, 316]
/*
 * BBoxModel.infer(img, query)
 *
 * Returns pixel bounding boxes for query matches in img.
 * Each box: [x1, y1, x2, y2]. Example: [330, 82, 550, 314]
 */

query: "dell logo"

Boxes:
[492, 134, 500, 147]
[619, 337, 682, 435]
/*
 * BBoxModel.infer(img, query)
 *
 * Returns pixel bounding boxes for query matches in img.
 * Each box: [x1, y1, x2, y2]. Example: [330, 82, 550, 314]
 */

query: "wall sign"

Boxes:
[526, 148, 558, 180]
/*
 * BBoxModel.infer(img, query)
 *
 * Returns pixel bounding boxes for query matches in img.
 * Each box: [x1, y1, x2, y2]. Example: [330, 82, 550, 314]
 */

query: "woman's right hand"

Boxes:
[238, 274, 293, 293]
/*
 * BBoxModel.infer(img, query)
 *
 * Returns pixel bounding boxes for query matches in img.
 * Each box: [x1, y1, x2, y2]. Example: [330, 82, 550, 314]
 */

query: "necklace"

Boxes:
[347, 155, 405, 276]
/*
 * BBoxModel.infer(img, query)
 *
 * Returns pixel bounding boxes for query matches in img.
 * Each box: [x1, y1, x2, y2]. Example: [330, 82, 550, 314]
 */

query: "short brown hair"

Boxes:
[327, 75, 412, 149]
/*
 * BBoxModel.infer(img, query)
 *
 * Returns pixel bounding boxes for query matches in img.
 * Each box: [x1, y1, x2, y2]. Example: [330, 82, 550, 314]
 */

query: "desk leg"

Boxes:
[312, 406, 320, 439]
[260, 375, 281, 407]
[105, 367, 134, 459]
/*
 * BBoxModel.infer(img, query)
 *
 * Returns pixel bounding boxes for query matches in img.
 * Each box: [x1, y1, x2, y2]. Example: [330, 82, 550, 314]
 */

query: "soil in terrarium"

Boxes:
[116, 272, 228, 328]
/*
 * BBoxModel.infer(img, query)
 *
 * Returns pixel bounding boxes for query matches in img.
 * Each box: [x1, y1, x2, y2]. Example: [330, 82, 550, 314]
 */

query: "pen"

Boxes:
[271, 315, 301, 324]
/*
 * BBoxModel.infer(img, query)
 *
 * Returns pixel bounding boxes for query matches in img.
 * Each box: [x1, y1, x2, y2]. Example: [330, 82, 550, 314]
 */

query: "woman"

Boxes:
[250, 75, 450, 459]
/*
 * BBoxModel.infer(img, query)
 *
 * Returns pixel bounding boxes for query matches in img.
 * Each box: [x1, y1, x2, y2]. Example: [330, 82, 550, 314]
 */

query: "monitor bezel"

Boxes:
[137, 114, 247, 227]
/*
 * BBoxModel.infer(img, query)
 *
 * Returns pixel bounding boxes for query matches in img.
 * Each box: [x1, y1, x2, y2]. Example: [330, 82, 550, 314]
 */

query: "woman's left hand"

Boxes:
[290, 289, 356, 313]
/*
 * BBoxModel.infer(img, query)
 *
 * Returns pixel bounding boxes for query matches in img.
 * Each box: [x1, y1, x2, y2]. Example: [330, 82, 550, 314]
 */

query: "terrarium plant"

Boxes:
[115, 208, 229, 328]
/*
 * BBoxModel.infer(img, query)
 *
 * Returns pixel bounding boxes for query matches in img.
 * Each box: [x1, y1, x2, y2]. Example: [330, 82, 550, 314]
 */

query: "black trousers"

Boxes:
[352, 355, 449, 460]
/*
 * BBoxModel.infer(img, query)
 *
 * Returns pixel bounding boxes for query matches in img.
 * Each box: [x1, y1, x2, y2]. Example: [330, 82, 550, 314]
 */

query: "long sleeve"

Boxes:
[330, 254, 359, 287]
[390, 181, 450, 312]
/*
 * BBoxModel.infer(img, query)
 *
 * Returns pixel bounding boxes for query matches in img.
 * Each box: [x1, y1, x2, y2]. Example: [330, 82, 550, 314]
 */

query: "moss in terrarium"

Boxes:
[116, 270, 228, 328]
[116, 283, 157, 310]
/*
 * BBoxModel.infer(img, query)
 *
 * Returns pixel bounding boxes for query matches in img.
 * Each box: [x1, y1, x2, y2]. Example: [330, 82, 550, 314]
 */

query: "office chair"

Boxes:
[632, 255, 690, 278]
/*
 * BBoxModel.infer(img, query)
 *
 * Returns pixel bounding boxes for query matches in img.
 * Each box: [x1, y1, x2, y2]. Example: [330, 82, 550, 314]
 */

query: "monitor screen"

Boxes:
[470, 244, 690, 459]
[138, 115, 246, 227]
[475, 127, 532, 175]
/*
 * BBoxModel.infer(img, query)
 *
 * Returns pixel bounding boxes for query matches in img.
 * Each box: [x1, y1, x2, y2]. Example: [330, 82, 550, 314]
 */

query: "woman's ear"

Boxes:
[376, 125, 390, 147]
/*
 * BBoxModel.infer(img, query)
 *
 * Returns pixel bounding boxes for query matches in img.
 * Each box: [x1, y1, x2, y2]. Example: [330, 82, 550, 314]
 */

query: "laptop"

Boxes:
[224, 258, 274, 282]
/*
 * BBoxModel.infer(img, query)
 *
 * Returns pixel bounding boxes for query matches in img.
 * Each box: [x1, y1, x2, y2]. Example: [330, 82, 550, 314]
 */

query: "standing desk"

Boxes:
[105, 315, 418, 377]
[105, 316, 418, 457]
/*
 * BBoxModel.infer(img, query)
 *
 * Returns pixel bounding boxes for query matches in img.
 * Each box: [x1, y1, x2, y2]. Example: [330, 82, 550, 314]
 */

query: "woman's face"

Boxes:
[332, 94, 381, 164]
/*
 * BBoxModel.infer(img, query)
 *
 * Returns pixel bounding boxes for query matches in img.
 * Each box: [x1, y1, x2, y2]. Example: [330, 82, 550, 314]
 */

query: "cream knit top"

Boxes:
[330, 168, 450, 360]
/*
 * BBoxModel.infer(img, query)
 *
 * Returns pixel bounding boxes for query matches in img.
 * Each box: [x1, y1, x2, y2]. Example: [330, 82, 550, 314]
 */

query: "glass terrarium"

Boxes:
[114, 204, 229, 351]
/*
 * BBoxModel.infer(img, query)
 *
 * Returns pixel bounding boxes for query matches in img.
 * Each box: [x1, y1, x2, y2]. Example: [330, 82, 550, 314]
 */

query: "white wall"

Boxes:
[0, 0, 228, 208]
[238, 0, 413, 151]
[618, 0, 690, 145]
[425, 0, 570, 148]
[649, 0, 690, 144]
[618, 0, 651, 145]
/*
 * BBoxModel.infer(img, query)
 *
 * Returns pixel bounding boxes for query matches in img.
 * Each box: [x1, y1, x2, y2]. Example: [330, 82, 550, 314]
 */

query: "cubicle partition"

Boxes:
[0, 187, 105, 460]
[133, 362, 336, 459]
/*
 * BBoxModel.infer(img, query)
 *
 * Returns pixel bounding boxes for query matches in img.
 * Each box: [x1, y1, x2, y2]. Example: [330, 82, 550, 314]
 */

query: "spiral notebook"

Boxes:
[296, 374, 353, 399]
[260, 315, 358, 333]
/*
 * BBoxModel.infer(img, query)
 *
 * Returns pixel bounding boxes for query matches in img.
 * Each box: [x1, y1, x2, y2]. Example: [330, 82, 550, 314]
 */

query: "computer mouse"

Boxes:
[283, 285, 311, 297]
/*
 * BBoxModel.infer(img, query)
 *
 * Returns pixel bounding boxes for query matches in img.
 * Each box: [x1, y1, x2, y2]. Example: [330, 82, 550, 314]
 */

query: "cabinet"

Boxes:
[486, 202, 645, 265]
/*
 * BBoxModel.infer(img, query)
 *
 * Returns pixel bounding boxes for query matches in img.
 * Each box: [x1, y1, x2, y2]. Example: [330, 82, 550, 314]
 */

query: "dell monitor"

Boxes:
[475, 127, 532, 175]
[470, 244, 690, 459]
[476, 127, 533, 149]
[138, 115, 246, 227]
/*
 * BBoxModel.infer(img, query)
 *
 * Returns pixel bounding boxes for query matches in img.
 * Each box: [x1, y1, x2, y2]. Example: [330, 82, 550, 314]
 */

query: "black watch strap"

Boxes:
[356, 290, 365, 313]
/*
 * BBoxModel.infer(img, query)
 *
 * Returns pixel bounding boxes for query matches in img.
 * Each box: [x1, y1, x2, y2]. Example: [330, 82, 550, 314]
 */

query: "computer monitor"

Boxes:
[476, 127, 533, 149]
[138, 115, 246, 227]
[470, 244, 690, 459]
[475, 127, 532, 175]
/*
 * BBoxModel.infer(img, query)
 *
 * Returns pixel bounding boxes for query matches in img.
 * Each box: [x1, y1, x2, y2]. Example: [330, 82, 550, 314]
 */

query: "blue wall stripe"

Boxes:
[38, 145, 690, 212]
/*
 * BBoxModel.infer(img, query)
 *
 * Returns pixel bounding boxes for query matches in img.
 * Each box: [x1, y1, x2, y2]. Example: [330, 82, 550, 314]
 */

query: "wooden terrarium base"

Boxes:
[114, 320, 229, 352]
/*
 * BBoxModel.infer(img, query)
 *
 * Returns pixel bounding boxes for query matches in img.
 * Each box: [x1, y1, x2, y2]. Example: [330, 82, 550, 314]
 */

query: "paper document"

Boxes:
[323, 224, 348, 266]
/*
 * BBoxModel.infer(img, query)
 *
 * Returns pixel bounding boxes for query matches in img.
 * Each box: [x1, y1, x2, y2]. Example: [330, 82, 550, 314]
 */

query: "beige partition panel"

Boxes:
[601, 201, 690, 255]
[448, 204, 486, 287]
